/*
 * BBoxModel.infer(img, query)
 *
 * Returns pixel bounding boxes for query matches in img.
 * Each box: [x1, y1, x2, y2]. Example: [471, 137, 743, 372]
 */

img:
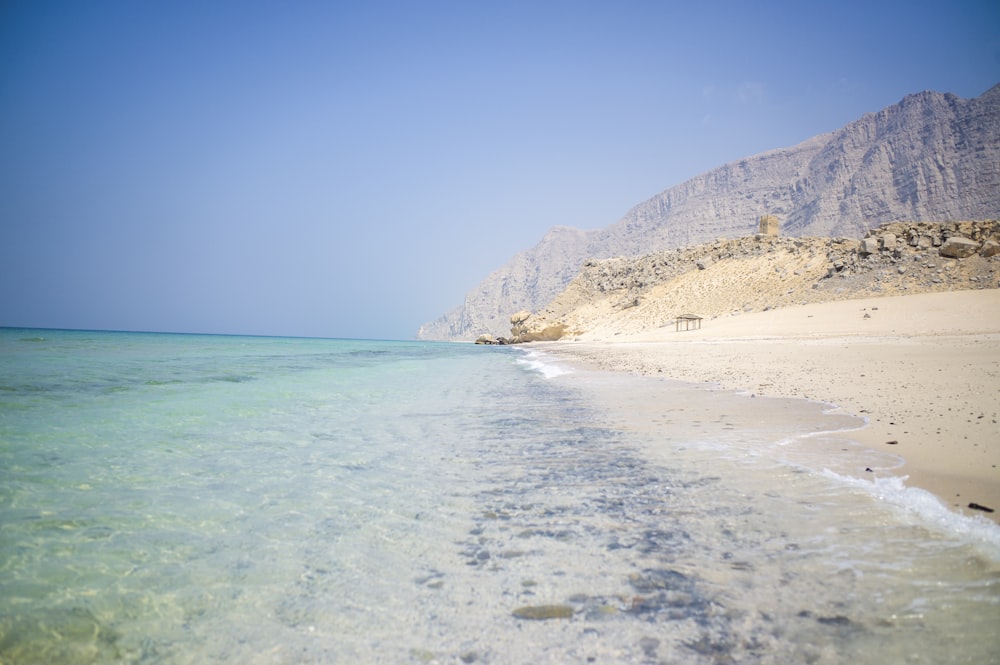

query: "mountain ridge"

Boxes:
[417, 84, 1000, 340]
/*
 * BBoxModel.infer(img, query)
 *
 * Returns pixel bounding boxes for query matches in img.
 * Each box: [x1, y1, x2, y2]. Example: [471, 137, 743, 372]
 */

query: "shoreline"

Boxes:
[537, 290, 1000, 523]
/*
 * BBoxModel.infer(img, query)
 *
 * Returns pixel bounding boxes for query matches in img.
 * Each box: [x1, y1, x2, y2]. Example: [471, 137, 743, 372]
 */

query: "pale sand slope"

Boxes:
[543, 289, 1000, 521]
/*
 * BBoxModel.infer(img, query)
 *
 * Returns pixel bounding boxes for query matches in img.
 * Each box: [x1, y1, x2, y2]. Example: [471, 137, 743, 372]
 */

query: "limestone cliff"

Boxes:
[418, 84, 1000, 341]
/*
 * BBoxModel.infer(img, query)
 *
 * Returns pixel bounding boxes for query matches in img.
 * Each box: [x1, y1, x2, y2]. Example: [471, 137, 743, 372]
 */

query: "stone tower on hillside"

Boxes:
[759, 214, 779, 235]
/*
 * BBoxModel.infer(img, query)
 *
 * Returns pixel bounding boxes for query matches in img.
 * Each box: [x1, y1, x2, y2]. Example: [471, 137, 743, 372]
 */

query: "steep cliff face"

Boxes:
[418, 84, 1000, 340]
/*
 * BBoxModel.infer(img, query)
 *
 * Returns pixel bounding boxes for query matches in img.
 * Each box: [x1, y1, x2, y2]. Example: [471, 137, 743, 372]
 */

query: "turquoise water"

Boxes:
[1, 329, 998, 664]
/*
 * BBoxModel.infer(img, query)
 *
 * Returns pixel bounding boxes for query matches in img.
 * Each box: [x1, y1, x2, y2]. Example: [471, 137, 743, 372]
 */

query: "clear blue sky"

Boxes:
[2, 1, 997, 339]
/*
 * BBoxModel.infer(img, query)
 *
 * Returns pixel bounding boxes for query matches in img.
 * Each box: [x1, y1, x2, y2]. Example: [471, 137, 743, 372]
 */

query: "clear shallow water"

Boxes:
[1, 329, 998, 664]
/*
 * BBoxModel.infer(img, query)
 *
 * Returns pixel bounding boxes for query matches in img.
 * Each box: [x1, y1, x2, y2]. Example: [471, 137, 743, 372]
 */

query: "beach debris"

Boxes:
[797, 610, 856, 627]
[884, 440, 898, 445]
[967, 502, 994, 513]
[511, 604, 575, 620]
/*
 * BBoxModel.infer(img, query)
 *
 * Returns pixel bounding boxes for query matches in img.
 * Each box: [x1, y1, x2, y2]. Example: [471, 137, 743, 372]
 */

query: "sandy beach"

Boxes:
[542, 289, 1000, 522]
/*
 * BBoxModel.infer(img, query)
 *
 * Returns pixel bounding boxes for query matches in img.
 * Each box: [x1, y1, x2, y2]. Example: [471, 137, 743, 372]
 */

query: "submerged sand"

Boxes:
[541, 289, 1000, 521]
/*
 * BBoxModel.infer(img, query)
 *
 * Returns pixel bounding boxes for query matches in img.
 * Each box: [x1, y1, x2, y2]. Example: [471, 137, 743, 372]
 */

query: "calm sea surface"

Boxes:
[1, 329, 998, 664]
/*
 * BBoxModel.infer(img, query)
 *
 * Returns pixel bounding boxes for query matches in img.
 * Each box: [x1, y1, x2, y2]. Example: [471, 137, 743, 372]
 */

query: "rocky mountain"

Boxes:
[417, 84, 1000, 340]
[511, 221, 1000, 343]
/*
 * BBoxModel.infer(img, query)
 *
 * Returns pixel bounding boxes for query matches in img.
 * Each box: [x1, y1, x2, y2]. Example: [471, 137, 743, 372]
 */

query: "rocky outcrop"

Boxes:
[940, 237, 981, 258]
[510, 221, 1000, 341]
[419, 85, 1000, 340]
[828, 221, 1000, 283]
[473, 310, 568, 344]
[508, 310, 568, 343]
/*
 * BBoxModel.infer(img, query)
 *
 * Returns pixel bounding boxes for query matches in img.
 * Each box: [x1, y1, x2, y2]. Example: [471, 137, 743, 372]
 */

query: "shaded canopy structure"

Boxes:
[675, 314, 702, 332]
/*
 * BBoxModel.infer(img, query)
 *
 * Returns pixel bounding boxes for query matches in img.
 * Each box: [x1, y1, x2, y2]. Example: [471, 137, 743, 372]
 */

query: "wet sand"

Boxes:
[540, 290, 1000, 521]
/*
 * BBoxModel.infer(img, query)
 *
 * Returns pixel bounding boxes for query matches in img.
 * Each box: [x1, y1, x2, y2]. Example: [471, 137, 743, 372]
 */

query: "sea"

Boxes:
[1, 328, 998, 664]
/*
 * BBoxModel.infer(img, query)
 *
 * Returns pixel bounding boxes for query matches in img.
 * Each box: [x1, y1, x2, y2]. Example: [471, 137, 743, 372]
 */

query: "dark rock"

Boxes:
[684, 635, 733, 658]
[639, 637, 660, 657]
[628, 569, 691, 592]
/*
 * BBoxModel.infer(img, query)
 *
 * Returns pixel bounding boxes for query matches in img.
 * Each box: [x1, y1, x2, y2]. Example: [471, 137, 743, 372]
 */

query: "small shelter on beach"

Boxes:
[675, 314, 702, 332]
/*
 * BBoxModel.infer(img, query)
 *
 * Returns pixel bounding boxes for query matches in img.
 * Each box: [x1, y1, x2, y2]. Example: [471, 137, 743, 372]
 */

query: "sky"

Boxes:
[1, 1, 998, 340]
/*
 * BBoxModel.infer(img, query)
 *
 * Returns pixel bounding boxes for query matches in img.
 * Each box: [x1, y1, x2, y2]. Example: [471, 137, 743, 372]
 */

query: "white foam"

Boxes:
[821, 468, 1000, 558]
[514, 348, 573, 378]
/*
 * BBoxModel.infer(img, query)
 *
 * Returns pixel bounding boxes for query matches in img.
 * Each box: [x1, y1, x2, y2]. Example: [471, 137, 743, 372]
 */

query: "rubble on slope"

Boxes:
[503, 221, 1000, 342]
